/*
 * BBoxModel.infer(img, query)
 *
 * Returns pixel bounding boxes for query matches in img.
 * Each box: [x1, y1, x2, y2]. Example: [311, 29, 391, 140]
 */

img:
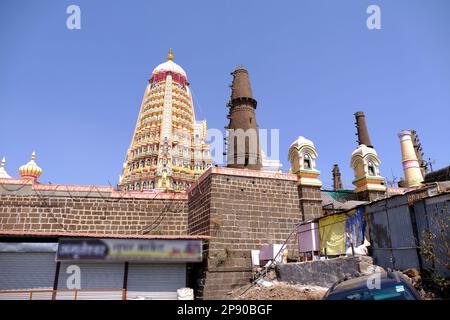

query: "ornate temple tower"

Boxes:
[288, 136, 322, 187]
[288, 136, 323, 219]
[350, 145, 386, 198]
[225, 66, 262, 170]
[398, 130, 424, 188]
[350, 112, 386, 201]
[118, 50, 212, 192]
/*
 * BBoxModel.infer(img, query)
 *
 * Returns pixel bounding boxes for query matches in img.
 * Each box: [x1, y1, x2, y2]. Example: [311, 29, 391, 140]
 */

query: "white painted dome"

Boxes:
[152, 49, 187, 79]
[290, 136, 315, 149]
[351, 144, 378, 158]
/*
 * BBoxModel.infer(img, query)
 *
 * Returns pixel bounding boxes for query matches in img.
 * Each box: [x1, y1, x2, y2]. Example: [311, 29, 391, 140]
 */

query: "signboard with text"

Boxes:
[56, 238, 202, 263]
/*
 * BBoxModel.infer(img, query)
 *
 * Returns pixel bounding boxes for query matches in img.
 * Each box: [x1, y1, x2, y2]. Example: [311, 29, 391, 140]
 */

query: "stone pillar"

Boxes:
[297, 184, 323, 221]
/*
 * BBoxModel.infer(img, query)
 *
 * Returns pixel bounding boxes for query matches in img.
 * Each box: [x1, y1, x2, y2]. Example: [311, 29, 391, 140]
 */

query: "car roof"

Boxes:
[330, 272, 408, 293]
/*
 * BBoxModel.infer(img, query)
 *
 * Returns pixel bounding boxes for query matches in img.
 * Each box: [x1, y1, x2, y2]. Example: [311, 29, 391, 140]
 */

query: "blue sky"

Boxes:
[0, 0, 449, 189]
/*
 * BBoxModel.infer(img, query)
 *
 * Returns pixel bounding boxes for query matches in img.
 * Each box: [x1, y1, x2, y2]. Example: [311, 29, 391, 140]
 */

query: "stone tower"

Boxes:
[398, 130, 424, 188]
[118, 50, 212, 192]
[332, 164, 343, 191]
[225, 66, 262, 170]
[355, 111, 373, 148]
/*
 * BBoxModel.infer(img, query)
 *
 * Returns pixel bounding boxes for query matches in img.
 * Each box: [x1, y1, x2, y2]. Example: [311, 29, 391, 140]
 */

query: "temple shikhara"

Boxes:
[118, 50, 212, 192]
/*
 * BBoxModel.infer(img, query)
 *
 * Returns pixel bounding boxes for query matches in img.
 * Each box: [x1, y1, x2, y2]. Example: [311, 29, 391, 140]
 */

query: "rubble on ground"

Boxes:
[232, 261, 443, 300]
[230, 262, 328, 300]
[231, 281, 328, 300]
[401, 268, 438, 300]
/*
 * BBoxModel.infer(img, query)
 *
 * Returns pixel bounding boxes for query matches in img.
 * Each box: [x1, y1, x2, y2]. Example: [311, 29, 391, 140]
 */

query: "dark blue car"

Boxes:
[323, 271, 421, 300]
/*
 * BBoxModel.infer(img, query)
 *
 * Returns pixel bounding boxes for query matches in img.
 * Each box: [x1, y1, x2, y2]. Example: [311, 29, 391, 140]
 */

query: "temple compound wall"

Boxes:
[0, 166, 323, 300]
[0, 181, 188, 236]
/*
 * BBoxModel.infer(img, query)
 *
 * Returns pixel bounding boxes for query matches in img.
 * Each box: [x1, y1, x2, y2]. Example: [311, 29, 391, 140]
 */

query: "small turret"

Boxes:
[0, 157, 12, 179]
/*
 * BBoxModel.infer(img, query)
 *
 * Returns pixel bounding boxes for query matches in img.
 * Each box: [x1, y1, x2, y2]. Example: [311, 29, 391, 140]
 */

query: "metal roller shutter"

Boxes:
[126, 263, 186, 300]
[57, 262, 125, 290]
[56, 262, 124, 299]
[0, 252, 56, 291]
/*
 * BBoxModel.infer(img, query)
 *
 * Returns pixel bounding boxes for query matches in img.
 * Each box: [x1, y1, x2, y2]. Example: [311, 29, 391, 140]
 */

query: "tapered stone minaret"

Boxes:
[225, 66, 262, 170]
[398, 130, 424, 188]
[332, 164, 343, 191]
[355, 112, 373, 148]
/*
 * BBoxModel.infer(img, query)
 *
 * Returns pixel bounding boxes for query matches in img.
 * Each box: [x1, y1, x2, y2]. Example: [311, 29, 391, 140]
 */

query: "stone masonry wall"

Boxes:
[276, 256, 375, 288]
[357, 190, 386, 202]
[188, 170, 306, 299]
[0, 192, 188, 235]
[187, 175, 212, 236]
[297, 185, 323, 220]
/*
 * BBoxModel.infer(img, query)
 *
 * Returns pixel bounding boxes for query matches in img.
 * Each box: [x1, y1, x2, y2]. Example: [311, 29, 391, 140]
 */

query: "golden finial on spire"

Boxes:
[31, 151, 36, 161]
[167, 48, 174, 61]
[1, 157, 5, 168]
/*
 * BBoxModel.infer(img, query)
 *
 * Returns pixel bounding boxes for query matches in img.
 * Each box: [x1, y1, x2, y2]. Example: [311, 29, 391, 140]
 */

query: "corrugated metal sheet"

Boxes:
[367, 192, 449, 275]
[386, 203, 419, 270]
[423, 196, 450, 277]
[367, 195, 419, 270]
[0, 252, 56, 291]
[368, 207, 394, 270]
[321, 191, 366, 211]
[413, 201, 433, 271]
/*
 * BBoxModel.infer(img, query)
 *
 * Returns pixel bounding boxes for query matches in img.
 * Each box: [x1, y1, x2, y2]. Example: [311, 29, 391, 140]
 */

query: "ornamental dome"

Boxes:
[351, 144, 378, 158]
[0, 157, 11, 179]
[289, 136, 315, 150]
[19, 152, 42, 180]
[152, 49, 187, 78]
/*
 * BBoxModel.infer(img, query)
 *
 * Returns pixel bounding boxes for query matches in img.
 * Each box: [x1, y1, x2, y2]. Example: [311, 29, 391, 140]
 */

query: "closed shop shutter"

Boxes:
[57, 262, 125, 300]
[0, 252, 56, 291]
[126, 263, 185, 300]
